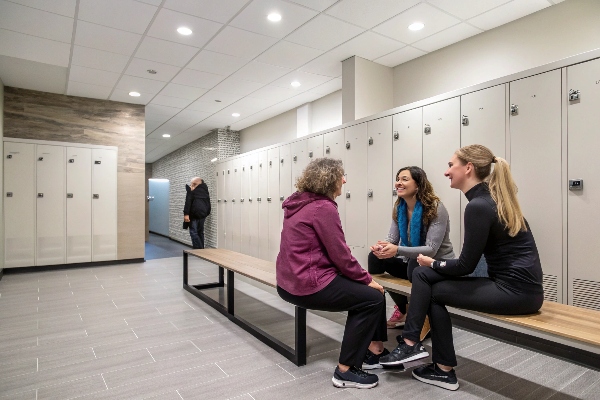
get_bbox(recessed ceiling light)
[408,22,424,31]
[162,134,171,138]
[232,113,240,117]
[291,81,301,88]
[177,27,192,35]
[147,69,157,74]
[215,100,222,102]
[129,91,140,97]
[267,13,281,22]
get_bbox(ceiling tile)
[197,89,245,105]
[68,65,121,87]
[186,99,227,113]
[78,0,157,34]
[71,46,129,74]
[147,8,223,48]
[468,0,552,30]
[124,58,181,82]
[110,89,152,104]
[412,23,483,53]
[116,74,166,94]
[0,0,73,43]
[158,83,207,100]
[211,77,264,97]
[187,50,247,76]
[229,0,318,39]
[136,0,162,6]
[163,0,248,24]
[204,26,278,60]
[247,85,297,102]
[175,109,213,125]
[7,0,76,17]
[297,52,343,77]
[159,117,198,132]
[0,28,71,67]
[147,129,182,140]
[66,81,112,99]
[75,21,142,56]
[150,94,194,108]
[226,96,277,115]
[256,41,323,69]
[135,36,199,67]
[269,71,332,91]
[286,0,338,12]
[325,0,420,29]
[0,54,67,94]
[230,61,291,84]
[373,3,461,45]
[171,68,224,89]
[285,14,365,51]
[311,77,342,94]
[145,116,170,131]
[373,45,426,67]
[427,0,511,20]
[182,122,215,136]
[146,103,182,118]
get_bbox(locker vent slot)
[542,274,558,302]
[572,278,600,311]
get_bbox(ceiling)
[0,0,564,162]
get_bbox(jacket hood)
[282,191,335,217]
[186,182,210,198]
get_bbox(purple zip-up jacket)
[276,191,372,296]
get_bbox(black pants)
[277,275,387,369]
[403,267,544,366]
[189,218,205,249]
[367,252,419,314]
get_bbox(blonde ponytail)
[455,145,526,236]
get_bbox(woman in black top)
[379,144,544,391]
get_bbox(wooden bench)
[373,273,600,369]
[183,249,307,366]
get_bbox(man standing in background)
[184,177,211,249]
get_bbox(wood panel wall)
[3,87,145,260]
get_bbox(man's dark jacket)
[184,182,211,220]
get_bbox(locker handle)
[393,131,399,140]
[93,194,99,199]
[6,192,12,197]
[69,159,75,163]
[218,199,221,203]
[346,191,350,199]
[392,189,397,196]
[95,161,101,164]
[267,197,272,202]
[240,198,244,203]
[248,198,252,202]
[293,155,297,162]
[325,146,330,154]
[510,104,518,115]
[461,115,469,126]
[6,155,12,159]
[345,142,350,150]
[368,137,373,145]
[67,193,73,198]
[38,193,44,198]
[280,196,284,201]
[367,190,373,198]
[257,197,262,202]
[424,124,431,134]
[569,89,580,101]
[38,157,43,161]
[308,151,313,158]
[231,199,235,203]
[224,199,227,203]
[280,158,284,164]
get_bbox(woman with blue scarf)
[363,166,455,370]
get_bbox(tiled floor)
[144,233,190,260]
[0,256,599,400]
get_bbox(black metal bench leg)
[295,306,307,366]
[183,251,188,285]
[227,269,235,315]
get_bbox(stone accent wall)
[151,128,239,248]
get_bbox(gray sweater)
[385,201,455,260]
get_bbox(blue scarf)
[398,199,423,247]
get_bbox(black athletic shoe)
[332,366,379,389]
[362,348,390,370]
[379,339,429,366]
[412,363,459,391]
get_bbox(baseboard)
[148,231,194,248]
[149,230,170,239]
[451,314,600,371]
[3,258,145,274]
[167,237,194,247]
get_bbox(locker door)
[36,145,66,266]
[307,134,323,160]
[66,147,92,263]
[423,98,461,253]
[92,149,117,261]
[291,139,308,190]
[257,150,269,260]
[344,123,368,267]
[567,59,600,309]
[367,116,394,252]
[216,167,225,248]
[510,70,562,303]
[231,159,242,252]
[279,144,292,246]
[4,142,35,268]
[392,108,423,170]
[247,153,260,258]
[267,147,280,262]
[240,157,250,255]
[460,84,506,247]
[323,129,346,231]
[224,162,233,250]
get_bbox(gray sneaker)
[412,363,459,391]
[379,340,429,366]
[332,366,379,389]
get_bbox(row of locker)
[217,57,600,310]
[4,141,118,268]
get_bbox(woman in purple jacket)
[277,158,387,390]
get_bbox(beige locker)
[224,161,233,250]
[257,150,269,261]
[4,142,35,268]
[510,70,562,302]
[307,134,324,161]
[567,58,600,310]
[323,129,346,231]
[217,167,225,248]
[423,98,461,253]
[279,144,292,246]
[392,108,423,171]
[267,148,280,262]
[240,156,251,255]
[91,148,117,262]
[367,116,394,252]
[230,159,242,252]
[291,139,308,191]
[247,153,260,258]
[344,123,368,267]
[36,145,66,266]
[66,147,92,263]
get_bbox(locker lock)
[240,198,244,203]
[38,157,44,161]
[368,137,373,145]
[280,196,284,201]
[6,192,13,197]
[224,199,227,203]
[393,131,399,140]
[510,104,518,115]
[461,115,469,126]
[325,146,330,154]
[257,197,262,202]
[392,189,397,196]
[424,124,431,134]
[242,167,245,171]
[218,199,221,203]
[228,170,230,174]
[267,197,272,202]
[95,161,101,164]
[69,159,75,163]
[269,161,272,166]
[569,179,583,190]
[293,155,297,162]
[38,193,44,198]
[308,151,313,158]
[569,89,580,101]
[280,158,284,164]
[367,190,373,198]
[248,198,252,202]
[259,163,262,167]
[346,191,351,199]
[231,199,235,203]
[250,165,253,170]
[93,194,99,199]
[67,193,73,198]
[6,155,12,159]
[345,142,351,150]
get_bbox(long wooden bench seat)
[182,248,307,366]
[373,273,600,369]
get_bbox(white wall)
[310,90,342,134]
[393,0,600,107]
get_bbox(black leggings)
[277,275,387,368]
[367,252,419,314]
[403,267,544,366]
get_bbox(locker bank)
[1,0,600,398]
